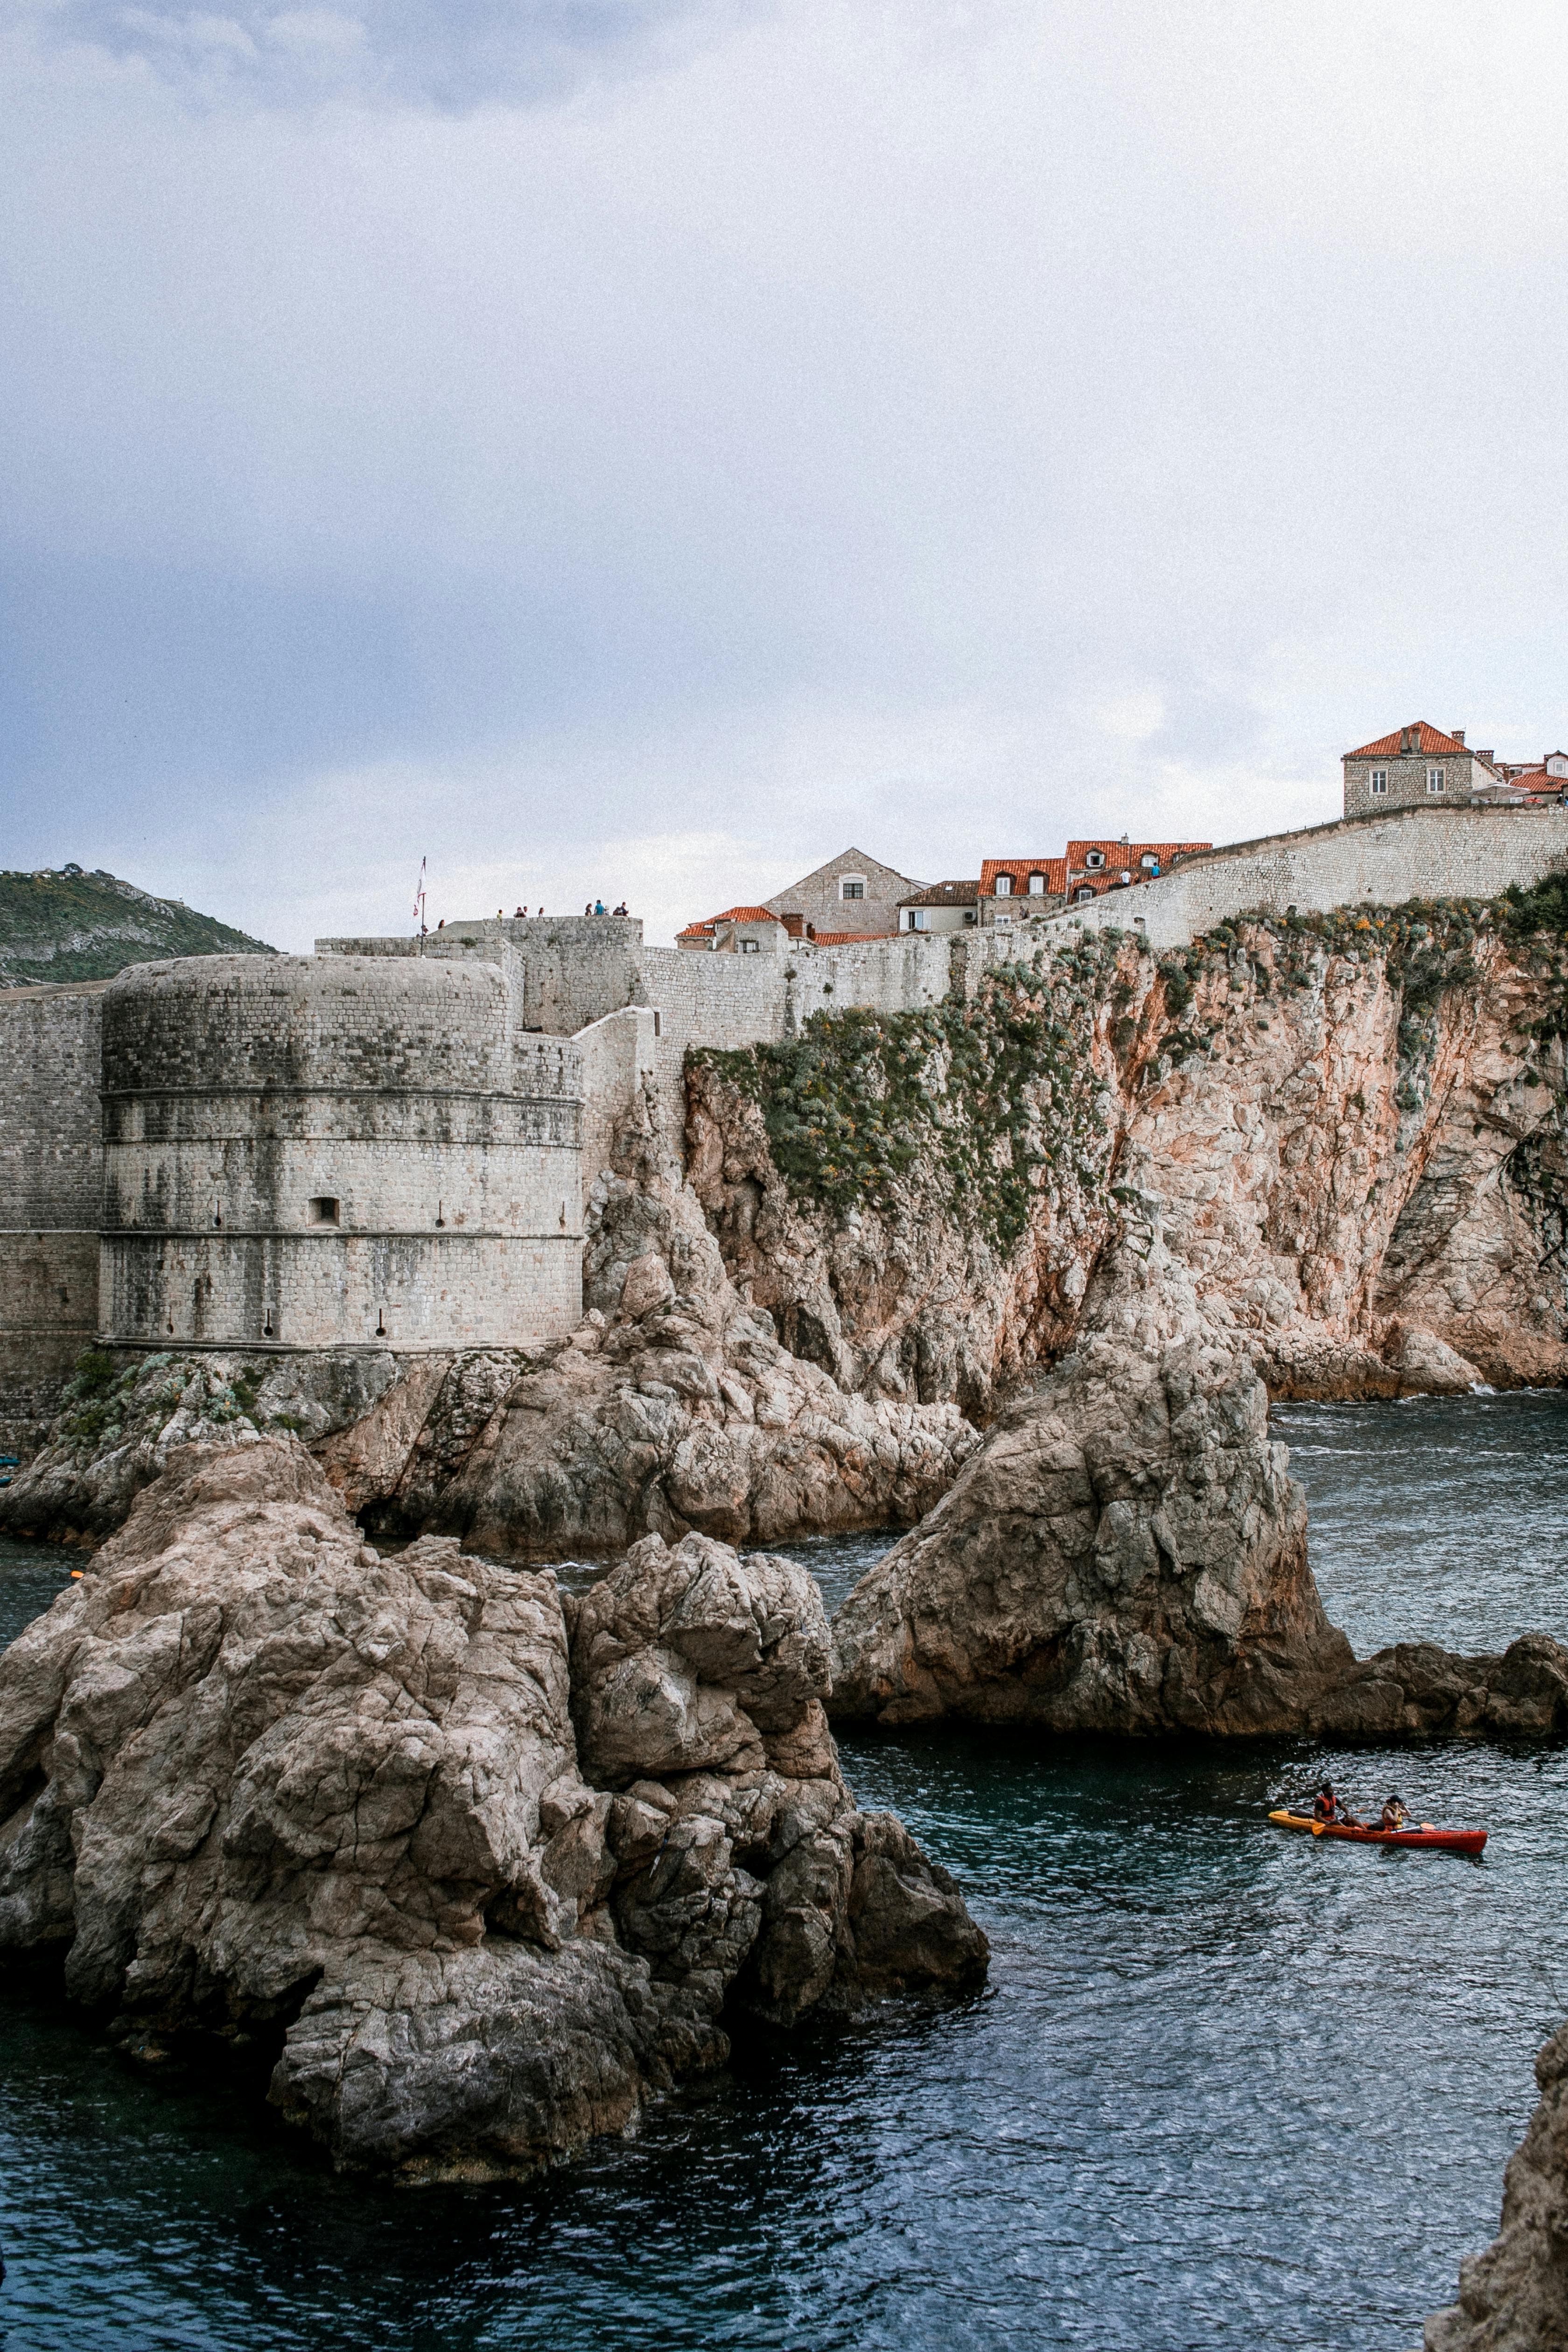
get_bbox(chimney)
[1399,726,1411,753]
[1476,749,1494,767]
[1452,728,1465,745]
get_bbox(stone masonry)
[5,800,1567,1438]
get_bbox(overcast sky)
[6,1,1568,948]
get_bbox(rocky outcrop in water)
[828,1229,1568,1737]
[0,1438,986,2179]
[1427,2016,1568,2352]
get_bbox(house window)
[1369,770,1387,795]
[840,876,865,900]
[1075,886,1094,903]
[1427,768,1445,794]
[308,1197,340,1226]
[740,938,759,953]
[1550,756,1568,778]
[994,874,1012,896]
[1085,850,1105,869]
[905,909,926,930]
[1140,853,1158,869]
[1028,872,1045,894]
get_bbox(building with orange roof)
[977,841,1210,922]
[675,905,791,955]
[1341,723,1507,817]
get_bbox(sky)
[6,1,1568,949]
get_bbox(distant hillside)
[0,866,275,987]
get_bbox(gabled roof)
[899,879,980,906]
[807,929,884,945]
[676,904,786,938]
[1066,838,1208,870]
[1501,767,1567,796]
[761,847,925,912]
[980,858,1068,896]
[1345,722,1476,761]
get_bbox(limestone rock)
[0,1349,405,1544]
[0,1441,987,2178]
[830,1331,1348,1732]
[1426,2017,1568,2352]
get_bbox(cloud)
[13,0,756,108]
[5,1,1568,950]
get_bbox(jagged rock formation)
[828,1315,1568,1735]
[2,1092,977,1560]
[0,1439,986,2179]
[324,1108,978,1557]
[687,903,1568,1411]
[829,1135,1568,1737]
[1427,2018,1568,2351]
[0,866,273,986]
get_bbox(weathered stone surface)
[686,920,1568,1414]
[829,1300,1568,1739]
[0,1440,987,2178]
[1427,2017,1568,2352]
[830,1327,1348,1732]
[0,1349,406,1545]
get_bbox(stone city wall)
[0,981,107,1229]
[0,982,108,1445]
[1036,805,1568,952]
[99,1229,581,1353]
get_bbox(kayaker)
[1379,1794,1408,1832]
[1312,1782,1337,1823]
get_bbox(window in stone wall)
[308,1197,341,1226]
[1427,768,1445,794]
[1370,769,1387,795]
[840,876,865,899]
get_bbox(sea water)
[0,1390,1565,2350]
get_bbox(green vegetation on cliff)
[690,943,1123,1246]
[0,865,274,986]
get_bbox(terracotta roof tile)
[1345,722,1476,761]
[807,929,884,945]
[678,904,785,937]
[979,858,1068,896]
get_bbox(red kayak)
[1269,1808,1486,1855]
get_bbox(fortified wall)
[0,980,105,1449]
[1041,803,1568,951]
[7,804,1564,1458]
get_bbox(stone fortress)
[4,736,1568,1452]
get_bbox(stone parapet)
[1036,805,1568,952]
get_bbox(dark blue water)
[1,1391,1566,2351]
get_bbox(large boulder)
[0,1440,987,2178]
[1427,2017,1568,2352]
[831,1332,1348,1732]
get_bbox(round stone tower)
[98,954,582,1351]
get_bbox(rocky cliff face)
[1,1090,977,1561]
[772,895,1568,1734]
[686,899,1568,1409]
[0,1439,986,2180]
[1427,2017,1568,2352]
